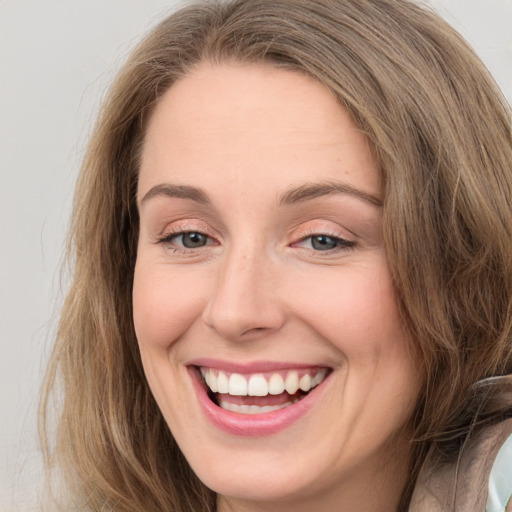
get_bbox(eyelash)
[292,230,356,254]
[156,228,356,255]
[156,229,218,253]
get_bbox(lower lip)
[188,367,328,437]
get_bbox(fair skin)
[133,62,423,512]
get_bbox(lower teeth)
[218,399,299,414]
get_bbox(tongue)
[216,391,303,406]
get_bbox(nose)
[202,248,286,342]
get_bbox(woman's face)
[133,62,422,511]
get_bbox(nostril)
[246,327,265,333]
[239,326,275,340]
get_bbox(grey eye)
[311,235,338,251]
[180,232,209,248]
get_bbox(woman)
[41,1,512,511]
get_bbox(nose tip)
[204,311,278,342]
[201,254,285,342]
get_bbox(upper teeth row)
[200,368,327,396]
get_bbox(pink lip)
[188,364,329,437]
[188,357,326,373]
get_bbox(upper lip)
[187,358,329,374]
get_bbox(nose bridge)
[203,240,283,340]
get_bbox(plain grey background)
[1,1,511,510]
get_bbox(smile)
[200,367,328,414]
[187,361,331,436]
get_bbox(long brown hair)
[40,1,512,510]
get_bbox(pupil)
[312,235,337,251]
[183,232,207,248]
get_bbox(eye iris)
[311,235,337,250]
[182,232,207,248]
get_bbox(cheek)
[290,258,403,354]
[132,262,205,352]
[288,257,421,413]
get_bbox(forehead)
[138,62,381,204]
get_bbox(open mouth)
[197,366,329,415]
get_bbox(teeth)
[217,371,229,394]
[312,368,327,386]
[285,371,299,394]
[218,399,298,414]
[209,371,218,392]
[228,373,248,396]
[299,373,312,392]
[247,374,268,396]
[201,367,328,397]
[268,373,285,395]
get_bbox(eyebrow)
[140,184,211,206]
[278,181,382,207]
[139,180,382,208]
